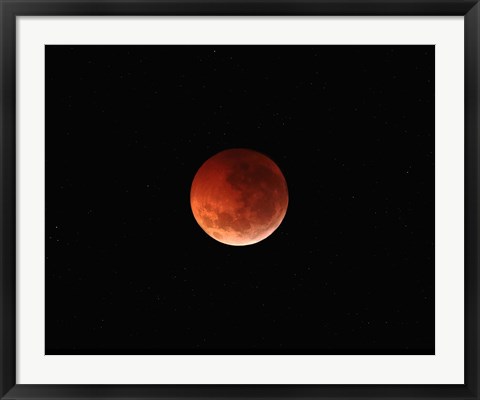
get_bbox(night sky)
[46,45,434,355]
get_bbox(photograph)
[45,45,435,355]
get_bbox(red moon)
[190,148,288,246]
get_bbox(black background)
[46,45,434,355]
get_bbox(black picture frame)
[1,0,478,398]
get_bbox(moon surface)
[190,148,288,246]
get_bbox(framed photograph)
[1,0,478,399]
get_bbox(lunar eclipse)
[190,148,288,246]
[47,45,435,355]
